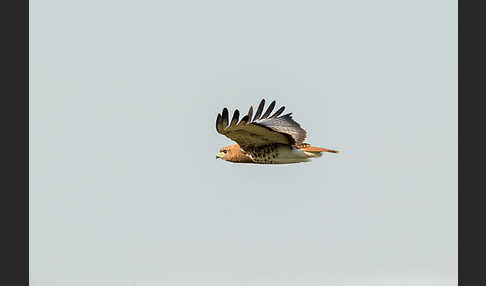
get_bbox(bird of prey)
[215,99,339,164]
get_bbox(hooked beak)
[216,152,224,159]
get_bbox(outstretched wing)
[215,99,307,148]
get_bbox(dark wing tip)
[230,109,240,127]
[247,106,253,122]
[221,108,229,129]
[261,100,276,119]
[270,106,285,118]
[216,113,223,133]
[253,99,265,121]
[239,114,250,125]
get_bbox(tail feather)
[298,145,340,154]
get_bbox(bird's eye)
[223,150,227,153]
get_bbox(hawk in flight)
[215,99,339,164]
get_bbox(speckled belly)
[244,144,281,164]
[244,144,308,164]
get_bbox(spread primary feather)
[215,99,339,164]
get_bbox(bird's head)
[216,144,249,162]
[216,145,234,161]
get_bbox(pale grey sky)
[30,0,457,285]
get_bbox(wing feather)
[269,106,285,118]
[253,99,265,121]
[230,109,239,127]
[247,106,253,123]
[216,113,223,133]
[261,100,275,119]
[238,114,250,125]
[216,100,307,148]
[221,108,229,129]
[255,113,307,144]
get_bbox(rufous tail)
[297,144,340,154]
